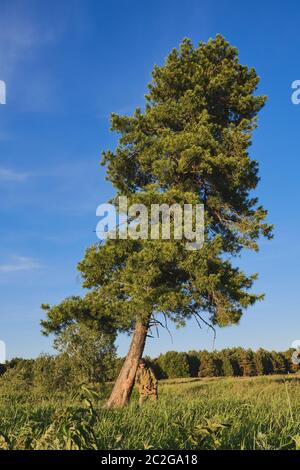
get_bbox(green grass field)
[1,375,300,450]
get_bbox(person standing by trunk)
[135,358,158,405]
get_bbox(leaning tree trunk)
[104,321,148,408]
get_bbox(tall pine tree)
[41,36,272,407]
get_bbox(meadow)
[0,375,300,450]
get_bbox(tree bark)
[104,321,148,408]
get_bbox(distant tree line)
[0,347,297,395]
[144,348,298,379]
[0,352,117,395]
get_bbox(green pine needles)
[42,35,273,344]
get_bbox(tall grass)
[0,375,300,449]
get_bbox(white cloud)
[0,256,41,273]
[0,167,28,182]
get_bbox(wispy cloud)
[0,2,69,113]
[0,2,66,78]
[0,256,41,273]
[0,167,28,182]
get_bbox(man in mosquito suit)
[135,358,158,405]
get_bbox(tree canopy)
[41,35,272,360]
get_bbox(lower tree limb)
[104,320,148,408]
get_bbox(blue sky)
[0,0,299,359]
